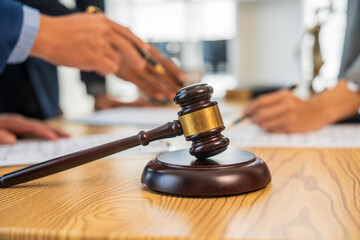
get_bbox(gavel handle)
[0,120,182,188]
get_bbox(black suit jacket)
[337,0,360,123]
[339,0,360,82]
[0,0,105,119]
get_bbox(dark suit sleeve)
[0,0,24,73]
[338,0,360,85]
[75,0,104,12]
[341,55,360,85]
[21,0,104,15]
[21,0,74,15]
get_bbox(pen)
[230,83,299,127]
[85,6,165,73]
[287,83,298,91]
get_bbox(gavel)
[0,83,231,189]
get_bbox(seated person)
[244,0,360,133]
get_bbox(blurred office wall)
[235,0,302,87]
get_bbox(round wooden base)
[141,149,271,197]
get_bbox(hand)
[30,13,147,76]
[31,13,185,102]
[147,43,186,88]
[94,95,157,110]
[0,114,70,144]
[243,80,360,133]
[244,90,325,133]
[115,44,186,102]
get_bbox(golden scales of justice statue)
[0,84,271,197]
[306,1,336,93]
[309,23,324,93]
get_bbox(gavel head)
[174,83,230,159]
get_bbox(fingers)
[0,129,17,145]
[98,17,184,98]
[103,16,148,71]
[140,65,176,99]
[93,55,119,76]
[51,127,71,138]
[97,38,122,68]
[106,18,148,51]
[244,90,291,116]
[11,119,59,141]
[0,115,69,142]
[251,100,291,124]
[146,63,180,92]
[107,30,146,71]
[244,90,302,133]
[118,69,167,102]
[148,44,186,85]
[256,114,288,133]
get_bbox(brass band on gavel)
[178,104,224,137]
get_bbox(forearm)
[313,79,360,124]
[29,14,54,62]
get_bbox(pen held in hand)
[230,83,298,127]
[138,50,165,73]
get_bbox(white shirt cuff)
[7,5,40,63]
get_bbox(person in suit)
[0,0,124,120]
[1,0,184,98]
[0,0,185,144]
[243,0,360,133]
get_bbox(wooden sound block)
[141,149,271,197]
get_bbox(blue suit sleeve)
[7,5,40,64]
[0,0,24,73]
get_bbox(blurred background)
[58,0,346,117]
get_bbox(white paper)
[71,102,241,127]
[225,123,360,148]
[72,107,179,126]
[0,132,171,167]
[3,122,357,167]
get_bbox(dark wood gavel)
[0,83,229,188]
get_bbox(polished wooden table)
[0,121,359,240]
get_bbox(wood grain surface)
[0,121,359,240]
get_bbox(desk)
[0,120,359,240]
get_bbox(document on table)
[71,102,240,127]
[72,107,179,126]
[2,123,358,167]
[226,123,360,148]
[0,132,171,167]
